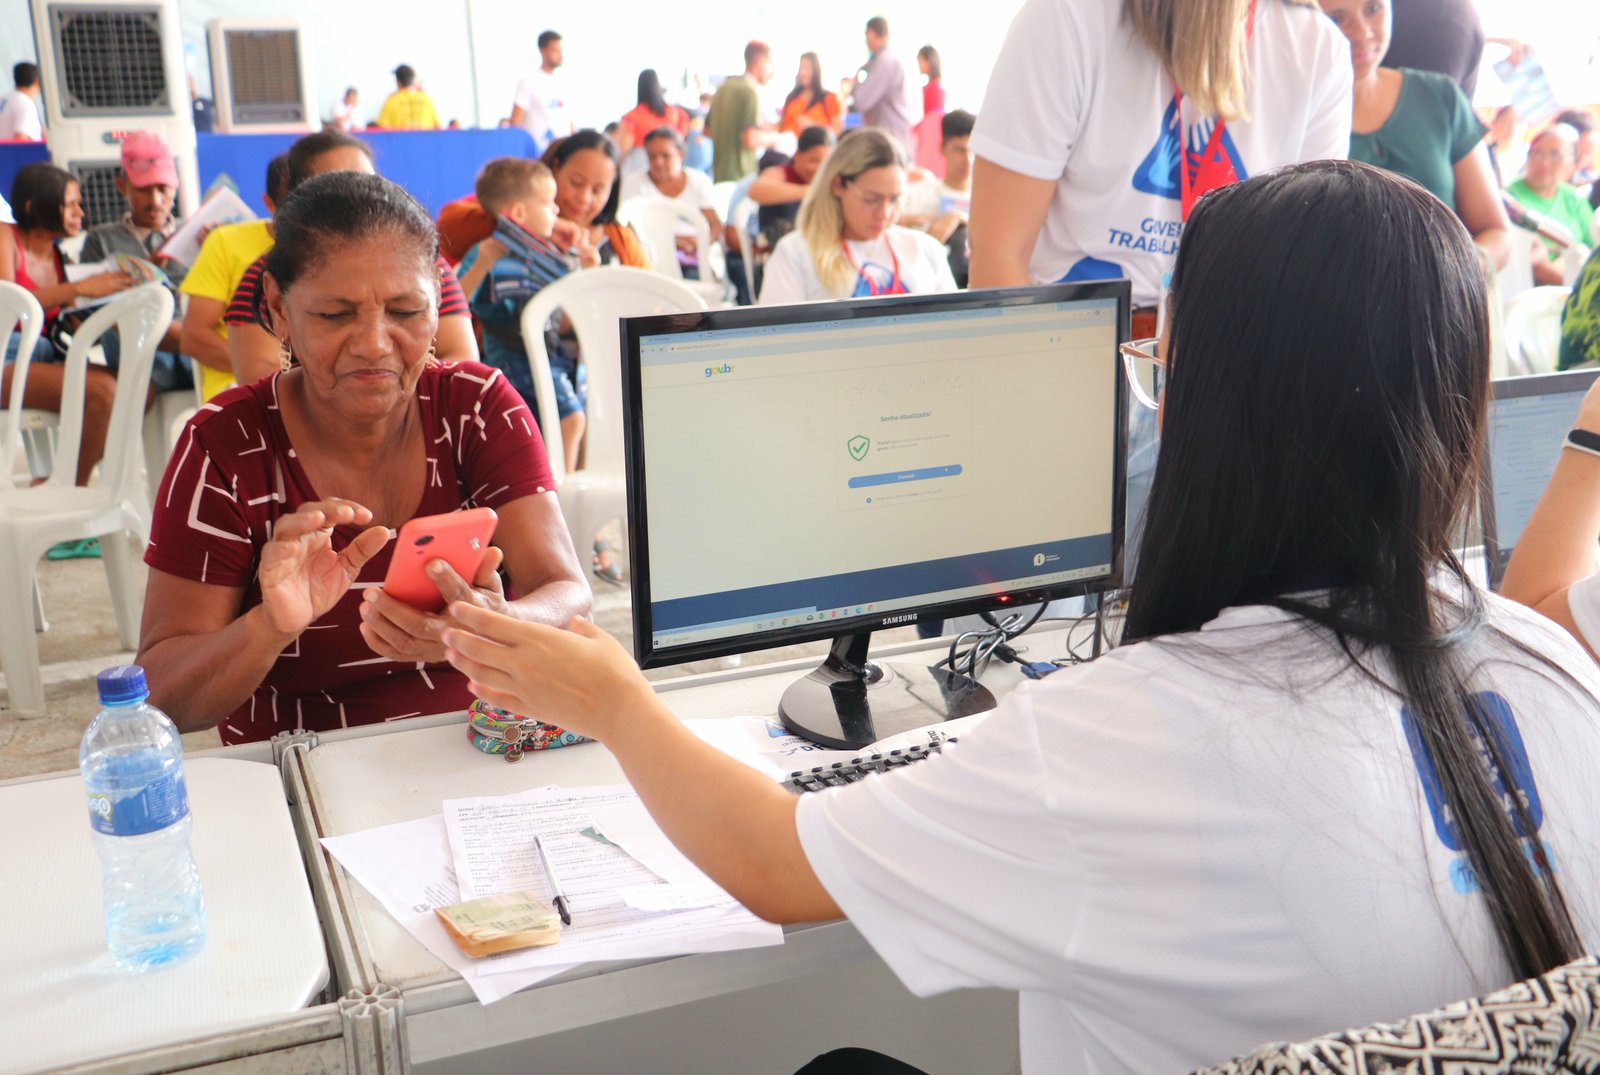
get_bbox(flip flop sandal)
[591,538,624,586]
[46,537,102,561]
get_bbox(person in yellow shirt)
[177,154,287,402]
[377,65,440,130]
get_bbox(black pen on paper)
[534,833,572,926]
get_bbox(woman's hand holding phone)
[258,499,391,638]
[362,507,506,664]
[359,545,512,664]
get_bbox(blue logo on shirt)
[1400,691,1552,892]
[1058,256,1127,283]
[1130,98,1248,202]
[1401,691,1542,850]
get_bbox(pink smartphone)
[383,507,499,612]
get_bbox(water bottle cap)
[97,665,149,706]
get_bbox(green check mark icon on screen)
[848,435,870,461]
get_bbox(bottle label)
[87,772,190,836]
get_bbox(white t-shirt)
[513,68,572,154]
[621,168,718,215]
[0,89,43,141]
[1563,572,1600,654]
[797,590,1600,1074]
[903,175,971,225]
[970,0,1351,305]
[759,227,956,305]
[621,170,720,252]
[327,97,361,130]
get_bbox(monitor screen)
[1484,368,1600,588]
[622,282,1130,671]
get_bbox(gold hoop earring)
[426,337,438,366]
[277,337,293,374]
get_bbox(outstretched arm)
[1502,381,1600,659]
[443,608,842,924]
[357,492,592,665]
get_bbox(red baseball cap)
[121,130,178,189]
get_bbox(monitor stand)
[777,632,996,751]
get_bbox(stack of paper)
[63,255,173,314]
[321,785,782,1004]
[155,187,255,268]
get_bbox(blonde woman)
[968,0,1352,336]
[757,128,956,305]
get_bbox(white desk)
[287,633,1056,1073]
[0,757,331,1075]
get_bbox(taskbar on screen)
[651,563,1111,651]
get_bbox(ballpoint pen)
[533,833,572,926]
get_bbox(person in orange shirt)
[780,53,842,138]
[617,70,689,156]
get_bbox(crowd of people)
[5,2,1600,1071]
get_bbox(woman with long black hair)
[617,69,689,156]
[438,161,1600,1073]
[779,52,842,137]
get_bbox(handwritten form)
[321,811,576,1004]
[443,786,781,976]
[322,784,781,1004]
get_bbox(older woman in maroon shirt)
[137,172,590,744]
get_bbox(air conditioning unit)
[207,18,316,134]
[29,0,199,228]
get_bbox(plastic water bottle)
[79,665,206,969]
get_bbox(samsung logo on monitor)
[880,613,917,625]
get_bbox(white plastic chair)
[1561,242,1591,287]
[518,267,706,568]
[1502,285,1572,377]
[0,280,62,484]
[710,179,739,221]
[1500,224,1539,315]
[143,380,199,507]
[0,282,46,483]
[0,282,51,632]
[0,284,174,718]
[728,196,759,305]
[616,197,729,306]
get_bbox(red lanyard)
[841,238,904,297]
[1174,0,1255,220]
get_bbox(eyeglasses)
[1526,149,1571,162]
[845,185,905,212]
[1119,337,1166,410]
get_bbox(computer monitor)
[621,282,1131,749]
[1483,368,1600,589]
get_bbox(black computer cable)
[935,600,1050,681]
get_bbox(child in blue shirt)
[458,157,597,475]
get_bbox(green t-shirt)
[1560,245,1600,370]
[1507,178,1595,262]
[709,76,759,183]
[1349,68,1486,207]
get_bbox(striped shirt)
[224,253,469,328]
